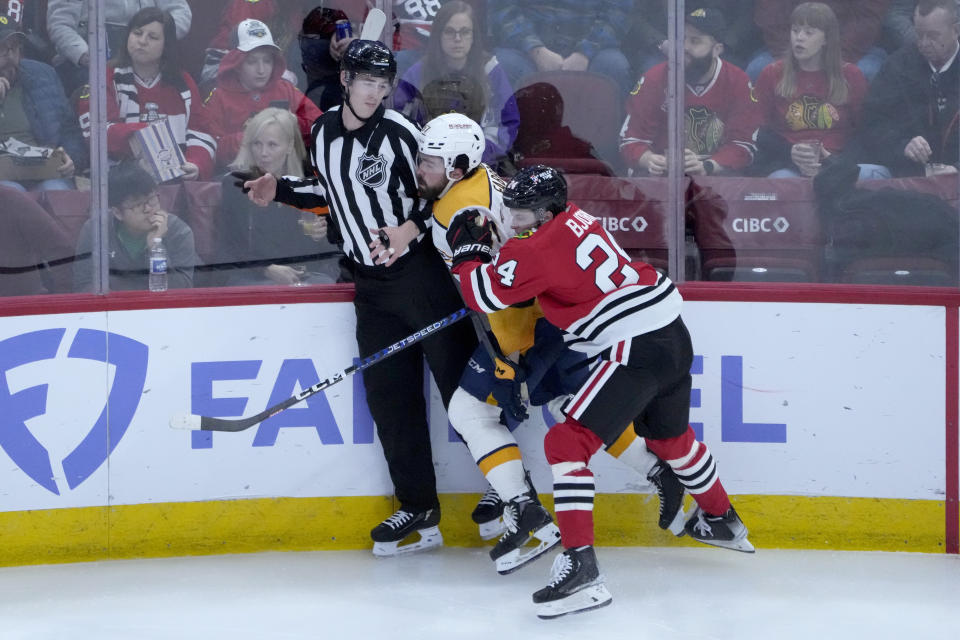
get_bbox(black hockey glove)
[446,209,496,267]
[231,167,264,193]
[491,356,529,423]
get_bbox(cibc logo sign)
[0,329,148,495]
[600,216,648,233]
[732,216,790,233]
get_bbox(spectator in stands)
[300,5,355,111]
[74,161,197,292]
[392,0,456,76]
[393,1,519,168]
[46,0,192,96]
[857,0,960,177]
[752,2,890,180]
[882,0,920,52]
[489,0,634,94]
[746,1,891,82]
[76,8,216,181]
[513,81,603,171]
[620,8,758,177]
[219,108,341,286]
[202,19,323,173]
[199,0,312,95]
[627,0,760,75]
[0,7,85,192]
[0,185,74,296]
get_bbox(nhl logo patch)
[356,153,387,187]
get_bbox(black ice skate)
[684,505,755,553]
[532,546,612,619]
[489,497,561,574]
[370,507,442,557]
[472,485,506,540]
[647,461,686,536]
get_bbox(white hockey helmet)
[419,113,485,181]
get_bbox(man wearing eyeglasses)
[73,162,198,292]
[859,0,960,177]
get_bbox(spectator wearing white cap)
[201,19,323,173]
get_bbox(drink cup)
[798,140,822,177]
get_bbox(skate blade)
[477,517,506,541]
[372,526,443,557]
[495,524,562,575]
[536,583,613,620]
[694,533,755,554]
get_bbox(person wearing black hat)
[620,7,759,177]
[237,39,478,558]
[0,0,86,192]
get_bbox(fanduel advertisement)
[0,301,946,513]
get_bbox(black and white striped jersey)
[275,104,429,267]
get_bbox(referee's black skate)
[472,485,506,540]
[532,546,612,619]
[489,496,561,574]
[647,460,686,535]
[684,505,755,553]
[370,507,442,557]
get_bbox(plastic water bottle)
[148,237,168,292]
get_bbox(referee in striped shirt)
[238,40,476,553]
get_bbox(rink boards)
[0,287,956,565]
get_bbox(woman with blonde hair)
[219,108,342,286]
[752,2,888,179]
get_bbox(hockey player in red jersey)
[448,165,754,619]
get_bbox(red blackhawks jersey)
[753,60,867,154]
[620,59,759,170]
[453,203,682,357]
[77,66,217,180]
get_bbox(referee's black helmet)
[341,39,397,79]
[503,165,568,214]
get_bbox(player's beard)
[417,178,447,200]
[684,51,714,84]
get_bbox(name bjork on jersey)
[565,210,598,237]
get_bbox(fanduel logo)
[0,329,148,495]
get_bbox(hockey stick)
[359,7,386,41]
[169,307,470,432]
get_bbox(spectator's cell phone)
[270,100,290,110]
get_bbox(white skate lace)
[501,502,520,534]
[649,467,666,517]
[477,487,500,508]
[546,551,574,588]
[692,510,713,537]
[383,510,413,530]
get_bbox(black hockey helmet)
[503,165,567,214]
[341,39,397,79]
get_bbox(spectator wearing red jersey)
[202,19,322,172]
[752,2,889,180]
[76,7,216,181]
[620,8,759,177]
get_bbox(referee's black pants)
[351,247,478,513]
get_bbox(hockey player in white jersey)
[409,114,686,575]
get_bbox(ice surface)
[0,546,956,639]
